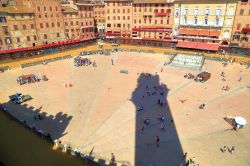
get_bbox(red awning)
[187,29,199,35]
[196,42,219,51]
[242,28,250,32]
[0,38,90,54]
[177,41,219,51]
[179,28,198,36]
[155,12,170,16]
[179,28,188,35]
[209,30,221,37]
[176,41,197,49]
[198,30,210,36]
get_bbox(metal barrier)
[20,55,72,68]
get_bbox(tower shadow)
[131,73,184,166]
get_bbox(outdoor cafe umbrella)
[234,116,247,126]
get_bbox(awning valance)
[177,41,219,51]
[242,28,250,32]
[209,30,221,37]
[0,38,94,54]
[179,28,221,37]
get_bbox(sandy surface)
[0,52,250,166]
[1,43,249,69]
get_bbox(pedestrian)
[156,136,160,148]
[190,157,195,164]
[161,68,163,72]
[223,146,227,152]
[231,146,235,154]
[141,126,144,134]
[158,99,161,104]
[183,152,187,159]
[111,59,114,65]
[160,123,165,130]
[111,153,115,162]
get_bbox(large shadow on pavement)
[1,100,72,140]
[131,73,184,166]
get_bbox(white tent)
[234,117,247,126]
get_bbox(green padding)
[120,70,128,74]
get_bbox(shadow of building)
[131,73,184,166]
[2,100,72,140]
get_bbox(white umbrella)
[234,117,247,126]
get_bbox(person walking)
[156,136,160,148]
[141,126,144,134]
[111,153,115,162]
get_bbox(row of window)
[106,8,171,14]
[39,13,60,18]
[134,8,171,13]
[65,13,93,18]
[39,22,61,28]
[107,9,131,14]
[78,6,93,11]
[232,35,249,42]
[95,19,105,23]
[10,14,33,19]
[37,6,58,12]
[175,8,234,16]
[15,33,61,42]
[182,18,221,26]
[107,16,130,20]
[94,11,105,15]
[65,21,92,26]
[134,19,170,25]
[106,2,170,7]
[0,37,12,45]
[13,24,35,30]
[107,23,130,28]
[239,9,250,15]
[236,23,250,30]
[106,2,131,6]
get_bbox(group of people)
[220,72,231,91]
[221,145,235,154]
[184,73,205,83]
[16,74,40,85]
[74,57,97,67]
[136,73,171,150]
[34,114,45,121]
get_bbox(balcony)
[106,31,121,36]
[242,28,250,32]
[155,12,170,17]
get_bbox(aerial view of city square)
[0,0,250,166]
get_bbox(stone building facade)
[105,0,133,39]
[173,0,238,51]
[131,0,174,46]
[93,2,106,38]
[22,0,66,45]
[230,0,250,48]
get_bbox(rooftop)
[0,5,33,14]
